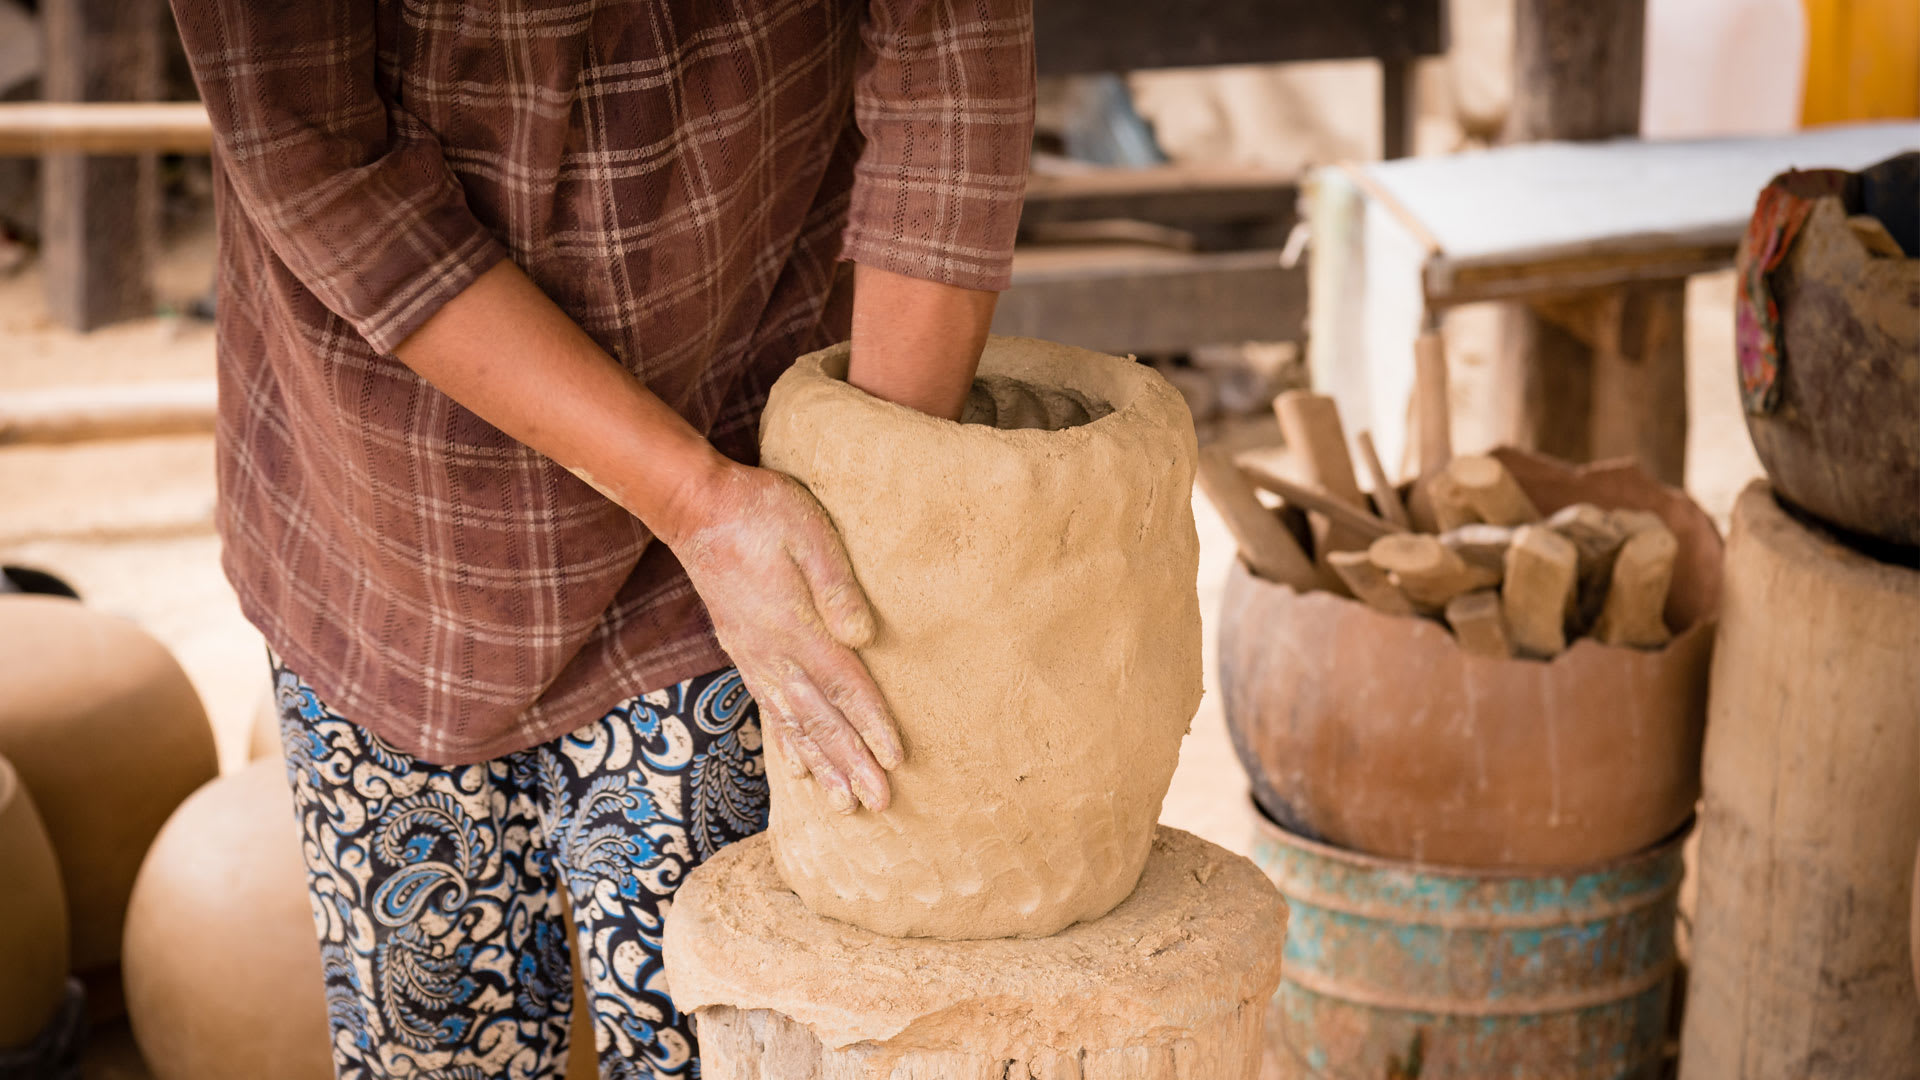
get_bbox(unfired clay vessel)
[1222,450,1723,868]
[123,760,332,1080]
[0,753,69,1050]
[759,336,1203,939]
[0,596,219,971]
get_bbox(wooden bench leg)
[1494,280,1689,487]
[41,0,163,332]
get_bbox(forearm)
[845,264,999,421]
[392,260,725,544]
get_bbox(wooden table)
[1307,121,1920,482]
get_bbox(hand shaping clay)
[122,760,332,1080]
[664,827,1288,1077]
[0,596,218,972]
[759,336,1203,939]
[0,754,68,1050]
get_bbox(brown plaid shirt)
[172,0,1035,764]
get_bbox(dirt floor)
[0,222,1761,1075]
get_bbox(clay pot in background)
[0,596,218,975]
[1913,842,1920,997]
[123,759,332,1080]
[1744,159,1920,549]
[247,679,282,762]
[759,337,1203,939]
[0,753,69,1050]
[1221,449,1723,869]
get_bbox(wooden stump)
[1490,0,1688,486]
[663,828,1288,1080]
[1679,483,1920,1079]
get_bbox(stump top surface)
[663,826,1287,1052]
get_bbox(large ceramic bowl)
[1221,449,1722,869]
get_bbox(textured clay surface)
[664,827,1288,1063]
[758,336,1203,939]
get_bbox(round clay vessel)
[0,753,69,1050]
[758,336,1203,939]
[123,759,332,1080]
[1912,841,1920,997]
[1743,189,1920,548]
[1222,449,1723,868]
[0,595,218,971]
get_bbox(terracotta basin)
[1221,449,1723,869]
[0,753,68,1050]
[1744,158,1920,549]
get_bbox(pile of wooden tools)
[1198,388,1682,661]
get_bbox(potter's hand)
[659,459,901,813]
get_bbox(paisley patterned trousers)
[271,660,769,1080]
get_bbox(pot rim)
[1251,796,1695,880]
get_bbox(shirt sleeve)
[170,0,507,354]
[843,0,1036,293]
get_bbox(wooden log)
[41,0,164,332]
[1239,459,1405,544]
[1410,469,1480,534]
[1546,502,1626,629]
[1368,534,1499,612]
[1439,523,1514,575]
[1501,524,1578,658]
[1327,551,1416,616]
[1444,589,1511,658]
[0,103,214,155]
[1355,431,1411,528]
[1593,527,1677,649]
[667,829,1288,1080]
[1195,447,1320,590]
[1274,391,1371,558]
[1681,483,1920,1080]
[1414,329,1453,475]
[1447,453,1542,526]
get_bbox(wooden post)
[1681,484,1920,1079]
[40,0,163,331]
[1490,0,1689,485]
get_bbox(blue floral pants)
[271,661,769,1080]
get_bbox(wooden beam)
[1034,0,1444,76]
[0,379,217,445]
[0,102,213,155]
[992,246,1306,355]
[41,0,165,332]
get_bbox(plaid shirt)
[172,0,1035,764]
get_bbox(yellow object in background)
[1801,0,1920,124]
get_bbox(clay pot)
[0,596,218,972]
[123,760,332,1080]
[247,679,282,762]
[0,753,69,1050]
[1222,449,1723,869]
[759,336,1203,938]
[1913,841,1920,998]
[1744,168,1920,549]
